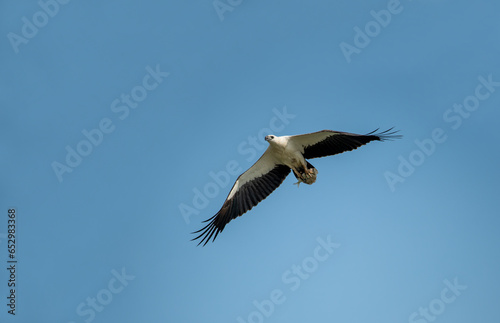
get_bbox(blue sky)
[1,1,500,322]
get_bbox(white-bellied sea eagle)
[192,128,401,246]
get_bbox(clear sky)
[1,1,500,322]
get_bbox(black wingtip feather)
[366,127,402,141]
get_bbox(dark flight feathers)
[192,164,290,246]
[300,128,401,159]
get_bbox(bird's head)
[265,135,276,142]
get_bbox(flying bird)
[192,128,401,246]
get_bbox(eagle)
[192,128,401,246]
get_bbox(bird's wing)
[192,147,291,246]
[288,128,401,159]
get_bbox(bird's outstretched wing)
[289,128,401,159]
[192,148,290,246]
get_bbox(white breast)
[272,136,305,169]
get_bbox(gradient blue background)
[1,1,499,322]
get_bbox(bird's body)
[192,128,401,246]
[266,135,318,186]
